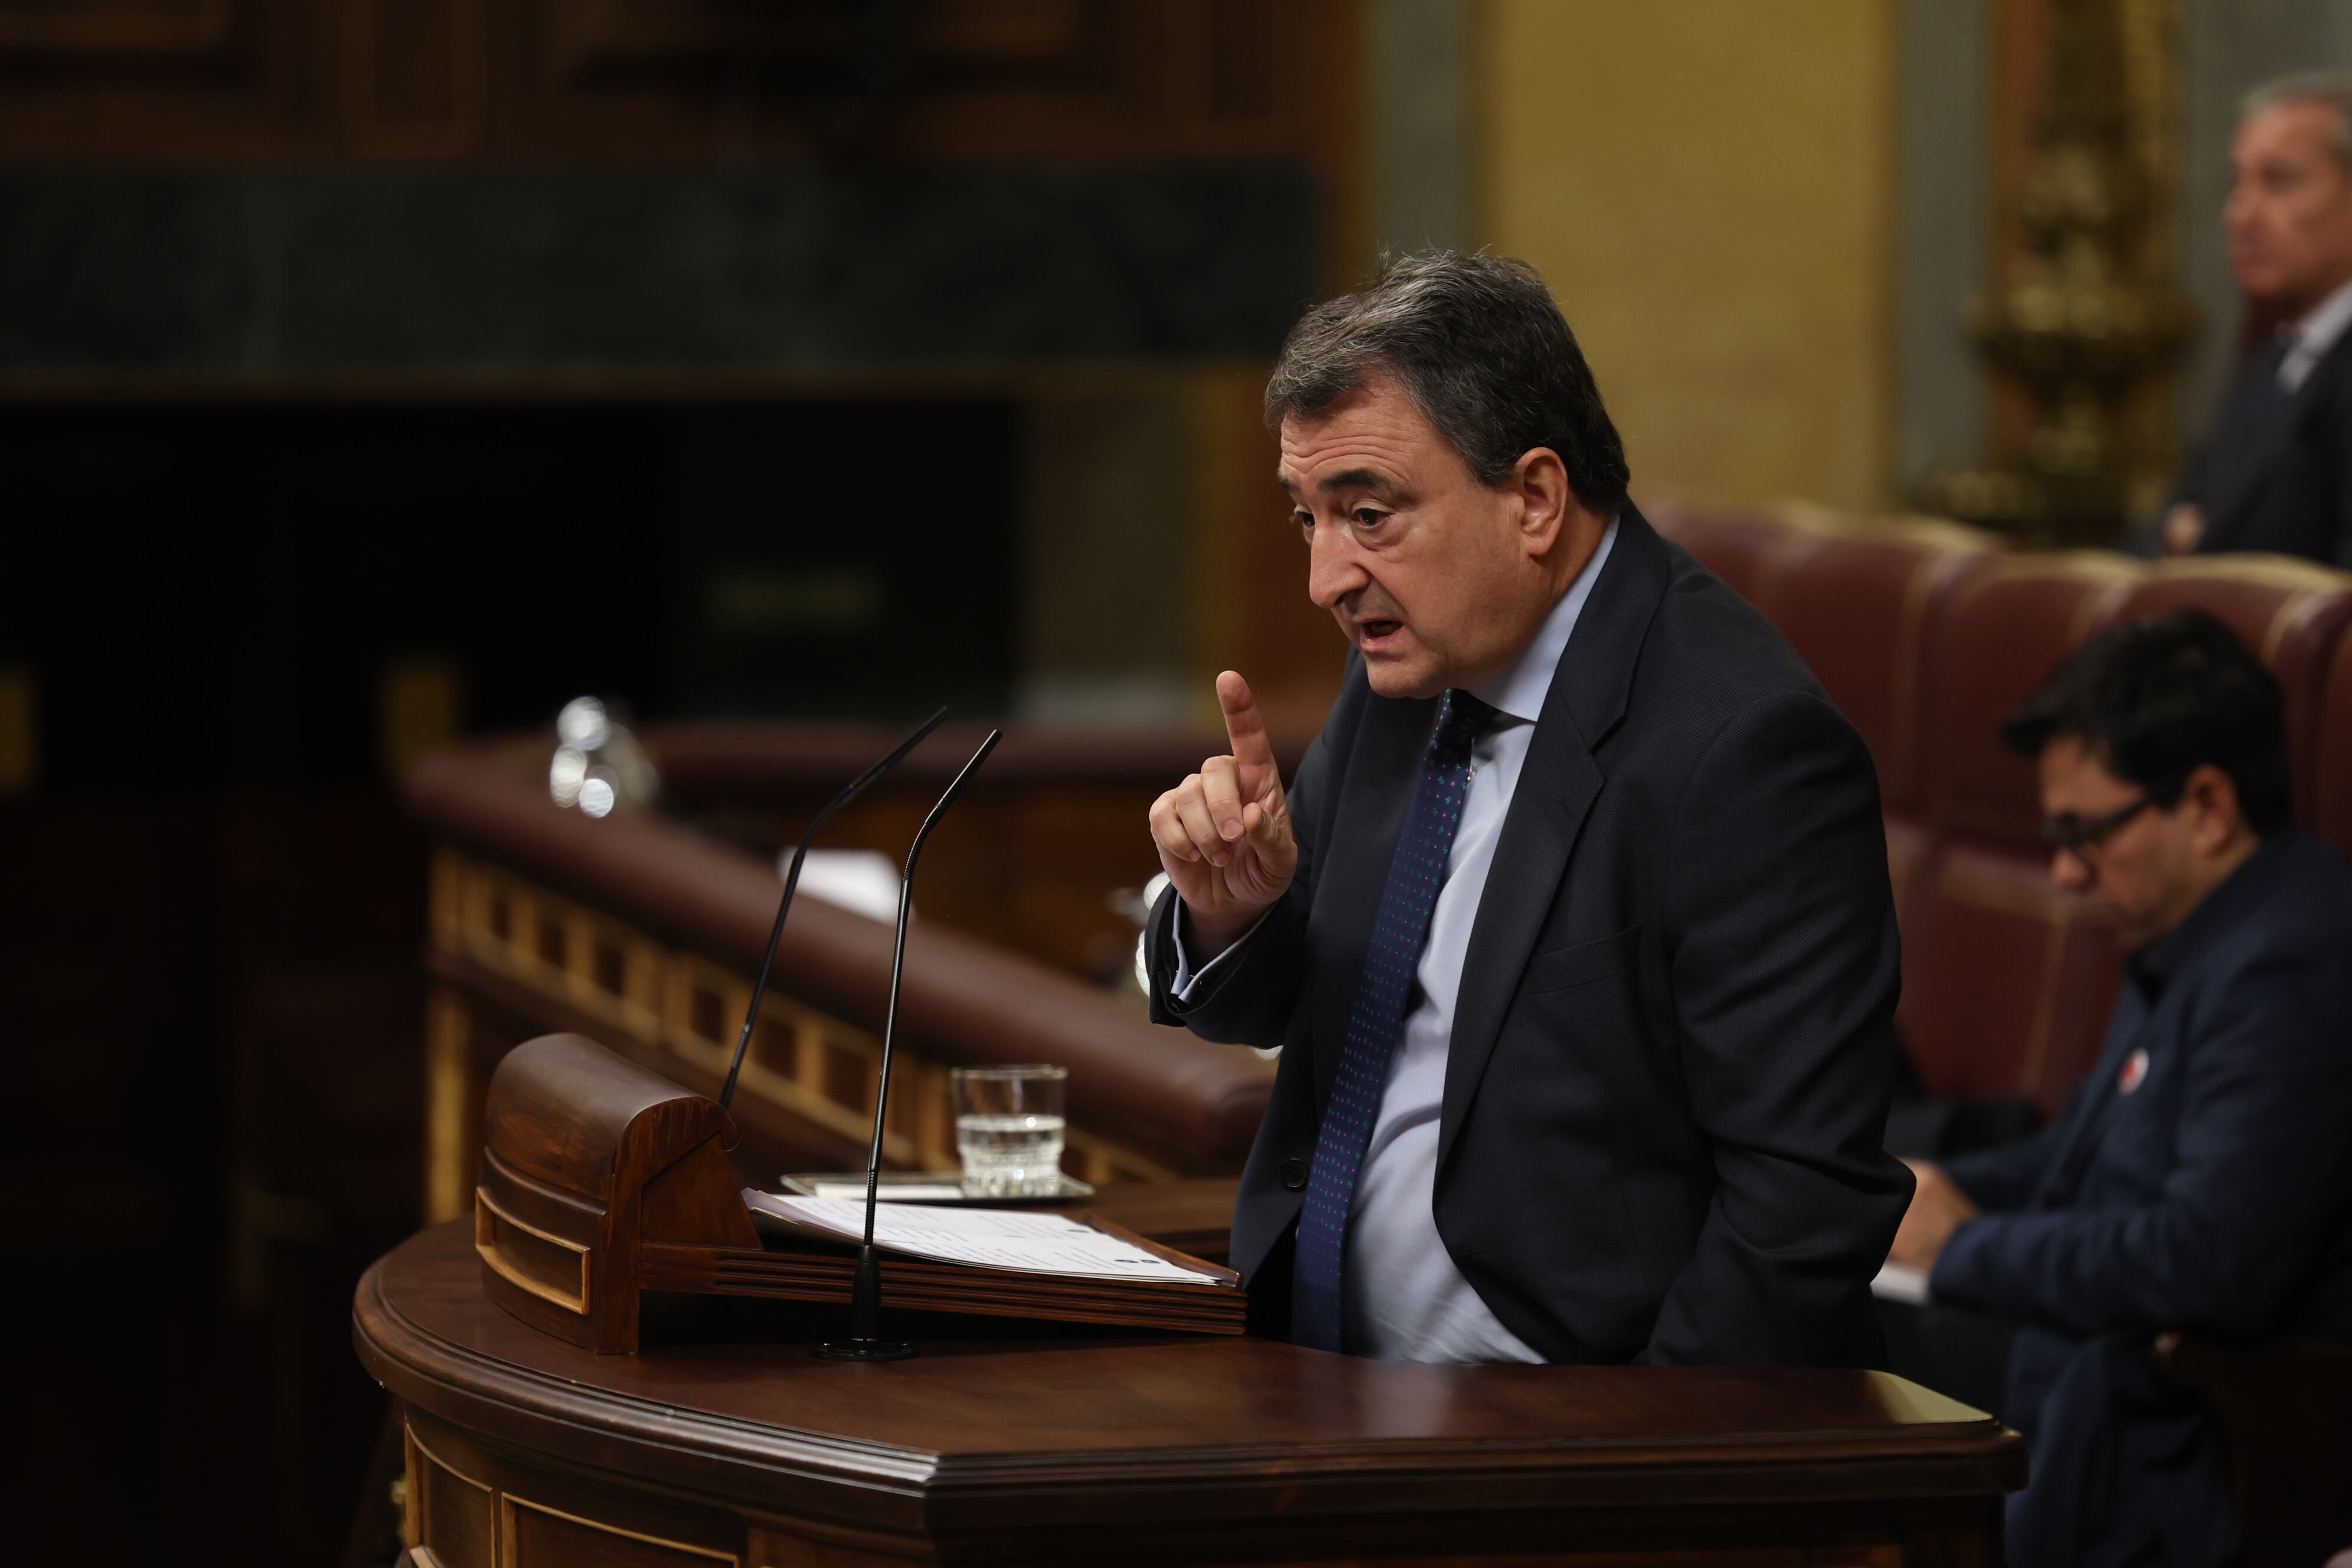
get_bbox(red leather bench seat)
[1746,520,1998,815]
[1641,501,1800,605]
[1651,502,2352,1116]
[1896,841,2123,1119]
[1925,555,2140,848]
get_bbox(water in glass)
[955,1113,1066,1197]
[951,1063,1067,1197]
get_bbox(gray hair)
[2242,70,2352,165]
[1264,250,1630,510]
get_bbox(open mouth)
[1356,618,1403,646]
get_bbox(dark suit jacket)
[1146,504,1914,1366]
[2171,330,2352,567]
[1934,831,2352,1568]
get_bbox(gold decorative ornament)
[1922,0,2194,545]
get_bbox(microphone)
[718,705,949,1113]
[815,726,1002,1364]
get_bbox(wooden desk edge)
[354,1241,2026,1544]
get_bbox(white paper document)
[1872,1260,1931,1305]
[803,1180,966,1202]
[744,1191,1221,1285]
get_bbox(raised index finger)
[1216,670,1279,794]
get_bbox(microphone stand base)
[814,1338,917,1363]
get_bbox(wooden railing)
[403,724,1291,1225]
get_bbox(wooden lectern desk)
[357,1220,2025,1566]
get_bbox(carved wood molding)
[426,847,1180,1198]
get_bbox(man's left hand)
[1890,1158,1979,1271]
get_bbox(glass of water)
[951,1064,1068,1198]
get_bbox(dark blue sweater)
[1932,828,2352,1568]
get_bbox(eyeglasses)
[2039,795,2157,857]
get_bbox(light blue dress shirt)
[1175,520,1618,1362]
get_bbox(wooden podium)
[360,1030,2024,1564]
[364,1231,2027,1564]
[359,1224,2023,1566]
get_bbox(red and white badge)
[2118,1047,2151,1095]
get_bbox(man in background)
[1890,612,2352,1567]
[2159,71,2352,566]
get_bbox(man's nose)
[1306,521,1369,610]
[2050,848,2093,893]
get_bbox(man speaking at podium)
[1144,252,1912,1365]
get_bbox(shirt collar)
[2124,828,2297,999]
[2286,276,2352,368]
[1469,516,1619,724]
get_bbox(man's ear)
[1510,446,1573,557]
[2182,762,2246,853]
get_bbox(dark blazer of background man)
[1890,613,2352,1568]
[1143,251,1912,1366]
[2159,73,2352,567]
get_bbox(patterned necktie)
[1291,688,1495,1351]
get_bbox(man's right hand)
[1148,671,1299,959]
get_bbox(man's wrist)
[1180,900,1260,962]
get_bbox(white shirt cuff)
[1169,903,1273,999]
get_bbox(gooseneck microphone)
[717,706,949,1113]
[815,727,1002,1364]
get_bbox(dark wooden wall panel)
[0,0,1349,167]
[0,0,329,159]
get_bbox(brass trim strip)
[498,1494,741,1567]
[2252,589,2341,667]
[2150,552,2352,593]
[407,1425,494,1496]
[1983,549,2149,584]
[474,1188,590,1315]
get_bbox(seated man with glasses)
[1889,609,2352,1568]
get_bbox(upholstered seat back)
[2108,560,2352,825]
[1651,503,2352,1115]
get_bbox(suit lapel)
[2205,334,2352,538]
[2200,355,2294,527]
[1310,690,1438,1103]
[1436,506,1673,1173]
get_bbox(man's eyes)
[1293,508,1396,531]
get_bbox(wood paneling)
[346,0,482,157]
[0,0,326,158]
[0,0,1350,166]
[404,1413,746,1568]
[410,1425,497,1568]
